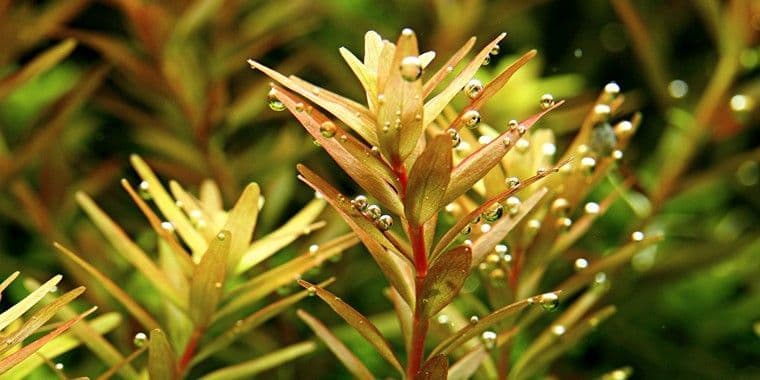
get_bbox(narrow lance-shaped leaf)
[297,279,403,374]
[339,46,377,111]
[148,329,177,380]
[189,230,230,326]
[54,243,161,330]
[419,246,472,318]
[199,341,316,380]
[223,183,260,269]
[423,37,476,97]
[0,39,77,101]
[417,354,448,380]
[0,272,20,302]
[297,310,375,380]
[0,275,62,332]
[405,133,452,225]
[0,306,97,375]
[448,347,487,380]
[443,100,564,205]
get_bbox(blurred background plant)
[1,0,758,379]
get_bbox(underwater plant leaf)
[0,306,96,375]
[194,278,335,364]
[443,100,563,205]
[0,274,62,332]
[189,230,230,326]
[95,346,146,380]
[363,31,383,73]
[148,329,177,380]
[447,347,487,380]
[419,51,436,68]
[429,292,560,357]
[219,234,357,320]
[470,188,548,264]
[339,46,377,111]
[76,192,186,309]
[236,199,326,273]
[376,29,424,162]
[405,133,452,225]
[297,279,403,373]
[386,287,413,352]
[0,286,85,356]
[272,86,402,214]
[0,272,20,302]
[422,37,476,97]
[417,354,448,380]
[248,60,378,146]
[223,183,260,268]
[423,33,505,127]
[297,309,375,380]
[54,243,160,330]
[173,0,222,38]
[199,341,316,380]
[0,39,77,101]
[449,50,537,131]
[130,155,208,259]
[420,246,472,319]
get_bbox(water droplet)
[594,104,611,118]
[551,324,566,336]
[463,239,473,246]
[594,272,608,285]
[267,88,286,111]
[214,281,223,288]
[551,198,570,216]
[377,94,386,104]
[508,119,519,130]
[216,231,228,241]
[590,122,617,156]
[351,195,369,212]
[489,268,505,285]
[527,219,541,231]
[505,177,520,189]
[160,221,175,233]
[307,286,317,296]
[604,81,620,96]
[668,79,688,99]
[612,150,624,159]
[515,138,530,154]
[54,363,64,370]
[482,55,491,66]
[400,56,423,81]
[540,93,555,110]
[574,258,589,270]
[486,254,501,265]
[556,217,572,230]
[580,156,596,173]
[483,204,504,222]
[536,167,548,175]
[375,214,393,230]
[480,223,491,233]
[319,121,337,138]
[537,292,559,311]
[480,330,496,349]
[506,196,521,215]
[495,244,508,254]
[542,143,557,156]
[464,79,484,99]
[469,315,480,324]
[308,244,319,254]
[138,181,151,200]
[448,129,461,147]
[364,205,382,220]
[463,110,481,129]
[614,120,634,138]
[478,135,493,145]
[631,231,644,242]
[584,202,600,215]
[295,102,305,112]
[502,136,512,147]
[437,314,450,325]
[312,139,321,147]
[133,332,148,347]
[730,94,753,111]
[49,285,57,293]
[490,44,500,56]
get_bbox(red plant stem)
[408,274,429,378]
[178,327,204,375]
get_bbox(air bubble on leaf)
[604,81,621,96]
[482,55,491,66]
[667,79,688,98]
[612,150,624,159]
[448,129,461,147]
[536,167,548,175]
[308,244,319,254]
[551,324,567,336]
[376,214,393,230]
[515,138,530,154]
[307,286,317,296]
[736,160,759,186]
[505,177,520,189]
[614,120,634,138]
[580,156,596,173]
[574,258,589,270]
[506,196,521,215]
[556,217,572,230]
[216,232,228,241]
[507,119,519,130]
[464,79,484,99]
[463,239,473,246]
[486,254,501,265]
[133,332,148,347]
[400,56,423,81]
[495,244,508,254]
[631,231,644,242]
[469,315,480,324]
[138,181,151,200]
[478,135,493,145]
[489,268,505,285]
[594,104,611,118]
[730,94,753,112]
[445,203,460,213]
[594,272,608,284]
[481,331,497,349]
[502,136,512,147]
[584,202,600,215]
[526,219,541,231]
[540,93,555,109]
[214,282,222,288]
[295,102,305,112]
[313,139,321,147]
[537,292,559,311]
[463,109,481,129]
[542,143,557,156]
[490,44,500,56]
[551,198,570,216]
[351,195,369,212]
[364,204,382,220]
[319,121,337,138]
[461,224,472,236]
[480,223,492,233]
[267,88,286,111]
[483,204,504,222]
[160,221,175,233]
[54,363,64,370]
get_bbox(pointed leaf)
[339,47,377,111]
[297,280,403,373]
[148,329,177,380]
[423,37,476,97]
[443,101,563,205]
[417,354,448,380]
[448,347,487,380]
[224,183,260,268]
[405,133,452,224]
[0,275,62,332]
[189,230,230,326]
[199,341,316,380]
[0,39,77,101]
[420,246,471,318]
[298,310,374,380]
[386,287,413,352]
[0,272,20,302]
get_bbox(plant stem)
[178,327,204,376]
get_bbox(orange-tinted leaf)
[422,37,476,97]
[448,347,486,380]
[420,246,471,318]
[405,133,452,225]
[417,354,448,380]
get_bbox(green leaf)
[0,306,96,375]
[199,341,316,380]
[0,286,85,356]
[54,243,160,330]
[417,354,448,380]
[419,246,471,318]
[0,274,62,332]
[385,287,413,353]
[297,279,403,374]
[223,183,260,269]
[148,329,177,380]
[0,39,77,101]
[405,133,452,225]
[448,347,487,380]
[189,230,230,326]
[297,310,374,380]
[442,101,564,205]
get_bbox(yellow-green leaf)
[419,246,471,318]
[0,39,77,101]
[0,272,20,302]
[189,230,230,326]
[298,310,374,380]
[405,133,452,225]
[199,341,316,380]
[224,183,260,268]
[0,274,62,332]
[148,329,177,380]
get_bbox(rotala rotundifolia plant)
[250,29,660,379]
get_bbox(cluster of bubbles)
[351,195,393,231]
[478,243,512,286]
